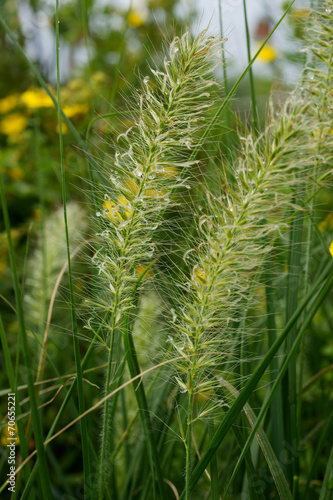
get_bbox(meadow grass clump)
[89,4,333,498]
[88,29,223,498]
[1,2,333,499]
[164,3,333,497]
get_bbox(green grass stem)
[242,0,258,134]
[55,1,91,494]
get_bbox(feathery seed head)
[88,29,222,344]
[167,2,333,407]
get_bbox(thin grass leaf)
[283,208,304,493]
[219,261,333,500]
[220,379,292,500]
[242,0,258,133]
[208,419,219,500]
[123,318,167,499]
[318,440,333,500]
[304,412,333,500]
[0,318,33,499]
[0,175,52,498]
[264,263,284,466]
[55,2,91,493]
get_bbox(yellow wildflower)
[0,113,27,137]
[319,213,333,232]
[127,10,147,28]
[64,79,90,102]
[329,241,333,257]
[56,121,69,134]
[102,196,131,222]
[62,103,89,118]
[0,94,20,114]
[103,199,122,222]
[1,423,19,447]
[21,88,54,108]
[255,43,277,64]
[194,268,207,284]
[135,264,154,279]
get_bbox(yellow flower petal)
[319,213,333,232]
[255,43,277,64]
[127,10,146,28]
[62,103,89,118]
[0,94,20,114]
[103,199,123,221]
[56,121,69,134]
[144,189,168,199]
[66,78,87,92]
[91,71,107,86]
[9,167,24,181]
[194,268,206,284]
[291,8,310,20]
[329,241,333,257]
[33,209,42,221]
[0,113,27,136]
[21,88,54,108]
[196,389,214,403]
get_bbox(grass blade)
[0,174,52,498]
[242,0,258,133]
[218,261,333,500]
[0,317,33,498]
[283,208,303,495]
[123,320,167,499]
[55,1,91,493]
[319,440,333,500]
[178,259,333,498]
[264,262,285,465]
[220,379,292,500]
[304,411,333,499]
